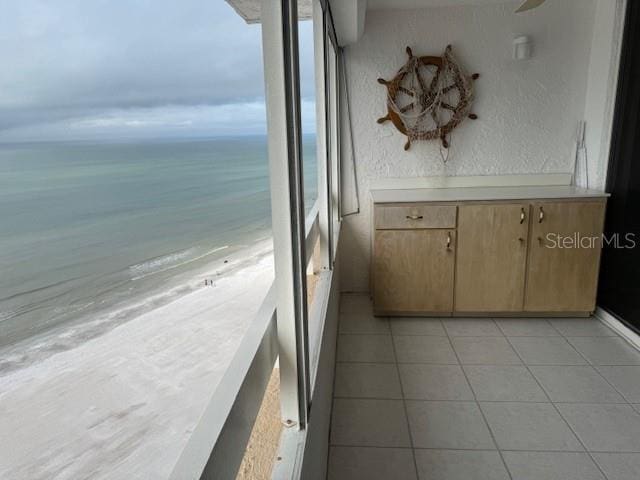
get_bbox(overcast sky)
[0,0,316,142]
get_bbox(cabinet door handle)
[406,215,424,220]
[446,232,452,251]
[520,208,526,224]
[538,206,545,223]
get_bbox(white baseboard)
[595,307,640,352]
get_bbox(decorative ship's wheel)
[377,45,479,152]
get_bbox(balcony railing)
[169,199,322,480]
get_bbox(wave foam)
[129,246,229,280]
[129,249,195,275]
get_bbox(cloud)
[0,0,317,140]
[0,99,317,142]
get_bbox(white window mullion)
[314,0,331,272]
[261,0,310,429]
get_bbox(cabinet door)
[455,203,529,312]
[524,201,606,312]
[374,229,455,313]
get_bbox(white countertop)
[371,185,609,204]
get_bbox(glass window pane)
[298,16,318,216]
[328,40,340,260]
[0,1,278,476]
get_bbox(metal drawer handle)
[520,207,526,224]
[406,215,424,220]
[446,232,452,251]
[538,206,544,223]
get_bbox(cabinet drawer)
[375,204,456,230]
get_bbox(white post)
[261,0,310,429]
[330,43,341,254]
[313,0,331,271]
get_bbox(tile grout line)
[329,306,388,471]
[339,332,627,338]
[335,354,640,367]
[496,317,560,338]
[553,323,640,478]
[389,318,421,480]
[443,318,514,480]
[556,325,640,408]
[332,395,632,404]
[334,304,640,472]
[327,443,640,454]
[327,311,352,468]
[545,318,566,337]
[501,325,612,480]
[590,365,640,406]
[337,312,639,479]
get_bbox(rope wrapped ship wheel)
[377,45,479,154]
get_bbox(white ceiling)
[225,0,365,46]
[226,0,508,24]
[367,0,507,10]
[224,0,312,24]
[225,0,509,44]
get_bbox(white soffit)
[329,0,367,46]
[224,0,312,24]
[368,0,505,9]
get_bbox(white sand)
[0,246,274,480]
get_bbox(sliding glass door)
[598,1,640,331]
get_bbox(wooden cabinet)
[373,229,455,314]
[455,204,529,312]
[372,197,606,316]
[524,201,606,312]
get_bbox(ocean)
[0,135,317,349]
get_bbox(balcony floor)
[328,294,640,480]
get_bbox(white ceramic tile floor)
[390,317,446,336]
[597,367,640,403]
[496,318,561,337]
[509,336,588,365]
[328,295,640,479]
[451,336,522,365]
[463,365,547,402]
[339,312,390,335]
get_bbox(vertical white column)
[313,0,331,271]
[261,0,310,429]
[330,44,341,255]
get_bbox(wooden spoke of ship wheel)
[428,66,441,94]
[442,84,458,94]
[400,103,415,114]
[415,64,427,93]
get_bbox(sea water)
[0,135,317,348]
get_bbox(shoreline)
[0,240,275,479]
[0,236,274,376]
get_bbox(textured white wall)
[339,0,599,292]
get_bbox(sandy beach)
[0,242,274,479]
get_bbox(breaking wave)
[128,246,229,280]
